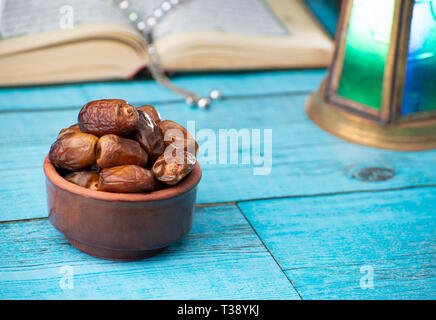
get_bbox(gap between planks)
[235,202,304,299]
[2,183,435,225]
[0,90,312,114]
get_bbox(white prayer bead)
[119,0,129,10]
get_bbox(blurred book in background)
[0,0,333,86]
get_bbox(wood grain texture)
[238,187,436,299]
[1,93,436,221]
[0,205,299,299]
[0,70,325,112]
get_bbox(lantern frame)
[306,0,436,150]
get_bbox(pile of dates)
[49,99,198,193]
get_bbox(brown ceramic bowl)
[43,155,201,261]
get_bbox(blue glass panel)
[402,0,436,115]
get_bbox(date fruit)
[96,134,148,168]
[137,105,162,124]
[133,111,165,161]
[65,171,99,190]
[157,120,198,155]
[58,124,81,139]
[78,99,138,136]
[49,99,198,193]
[98,165,157,193]
[49,132,98,171]
[152,149,196,186]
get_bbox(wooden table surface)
[0,3,435,300]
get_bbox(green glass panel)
[337,0,395,110]
[402,0,436,115]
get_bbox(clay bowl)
[43,155,202,261]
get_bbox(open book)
[0,0,333,86]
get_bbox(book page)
[1,0,290,40]
[0,0,5,30]
[130,0,289,39]
[0,0,129,39]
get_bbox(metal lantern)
[306,0,436,150]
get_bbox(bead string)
[116,0,221,109]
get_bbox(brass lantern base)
[305,85,436,151]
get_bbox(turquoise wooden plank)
[0,205,299,299]
[1,93,436,221]
[304,0,340,36]
[238,187,436,299]
[289,256,436,299]
[0,70,325,112]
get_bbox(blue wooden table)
[0,3,435,300]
